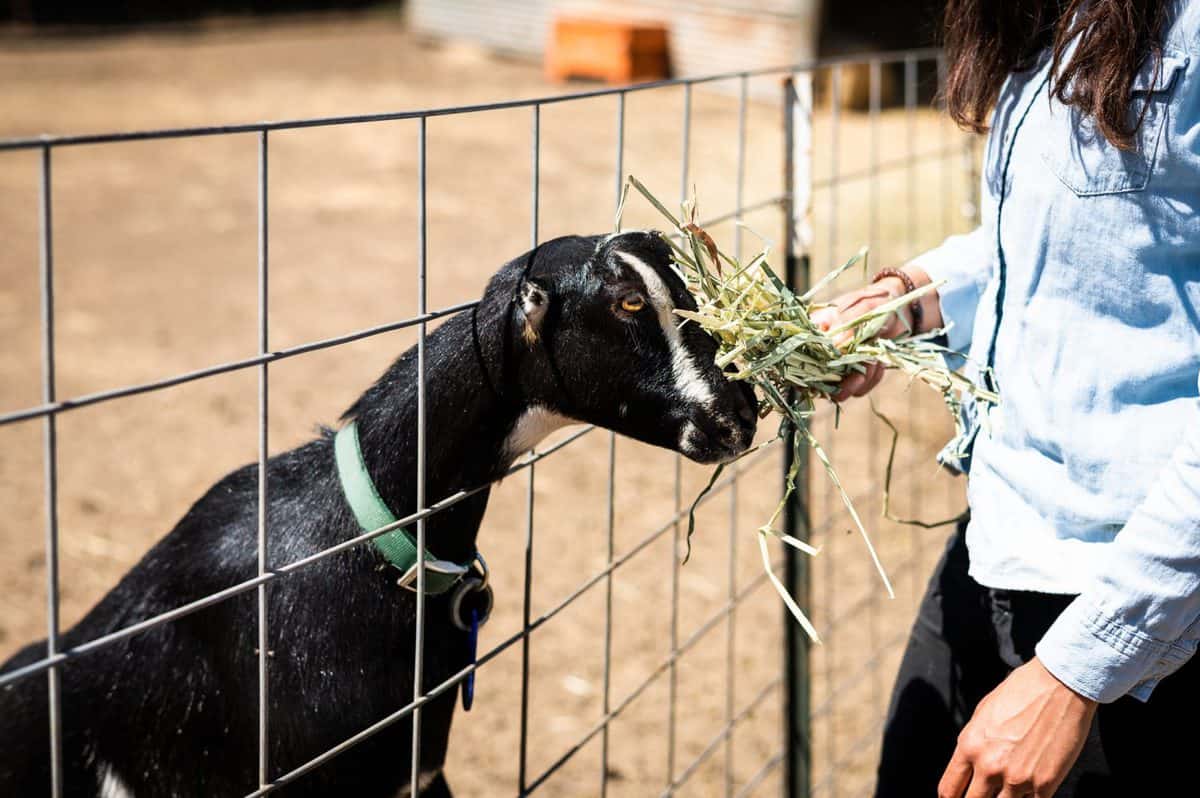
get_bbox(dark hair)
[943,0,1171,149]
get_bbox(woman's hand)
[937,657,1097,798]
[809,264,941,402]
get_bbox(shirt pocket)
[1040,52,1189,196]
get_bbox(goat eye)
[620,294,646,313]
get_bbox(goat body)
[0,233,756,796]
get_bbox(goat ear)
[519,279,549,345]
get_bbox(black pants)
[875,523,1200,797]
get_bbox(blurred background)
[1,2,973,796]
[2,0,944,55]
[2,0,950,111]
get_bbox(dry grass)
[0,15,978,796]
[621,175,994,643]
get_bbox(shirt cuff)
[1036,596,1196,703]
[907,232,991,356]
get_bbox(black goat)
[0,231,757,797]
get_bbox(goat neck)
[340,286,542,565]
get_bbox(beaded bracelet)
[871,267,923,332]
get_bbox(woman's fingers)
[964,774,1001,798]
[811,291,869,332]
[815,281,911,403]
[859,362,886,395]
[833,372,864,402]
[833,364,888,402]
[997,786,1034,798]
[937,751,974,798]
[880,307,911,339]
[810,305,837,331]
[833,362,887,402]
[815,283,906,335]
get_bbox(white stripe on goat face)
[616,251,715,407]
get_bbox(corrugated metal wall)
[407,0,819,77]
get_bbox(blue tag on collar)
[462,608,479,712]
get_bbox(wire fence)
[796,53,981,798]
[0,46,978,797]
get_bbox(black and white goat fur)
[0,231,757,797]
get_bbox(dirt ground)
[0,14,977,797]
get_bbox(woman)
[813,1,1200,795]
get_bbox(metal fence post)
[39,142,64,798]
[781,75,812,798]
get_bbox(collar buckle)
[394,557,471,592]
[394,551,488,595]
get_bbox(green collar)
[334,420,471,595]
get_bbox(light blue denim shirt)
[911,1,1200,703]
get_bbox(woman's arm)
[1036,402,1200,702]
[940,386,1200,798]
[810,223,993,401]
[907,224,994,355]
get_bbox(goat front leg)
[396,770,452,798]
[420,771,453,798]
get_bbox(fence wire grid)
[0,47,979,798]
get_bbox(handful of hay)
[618,176,998,642]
